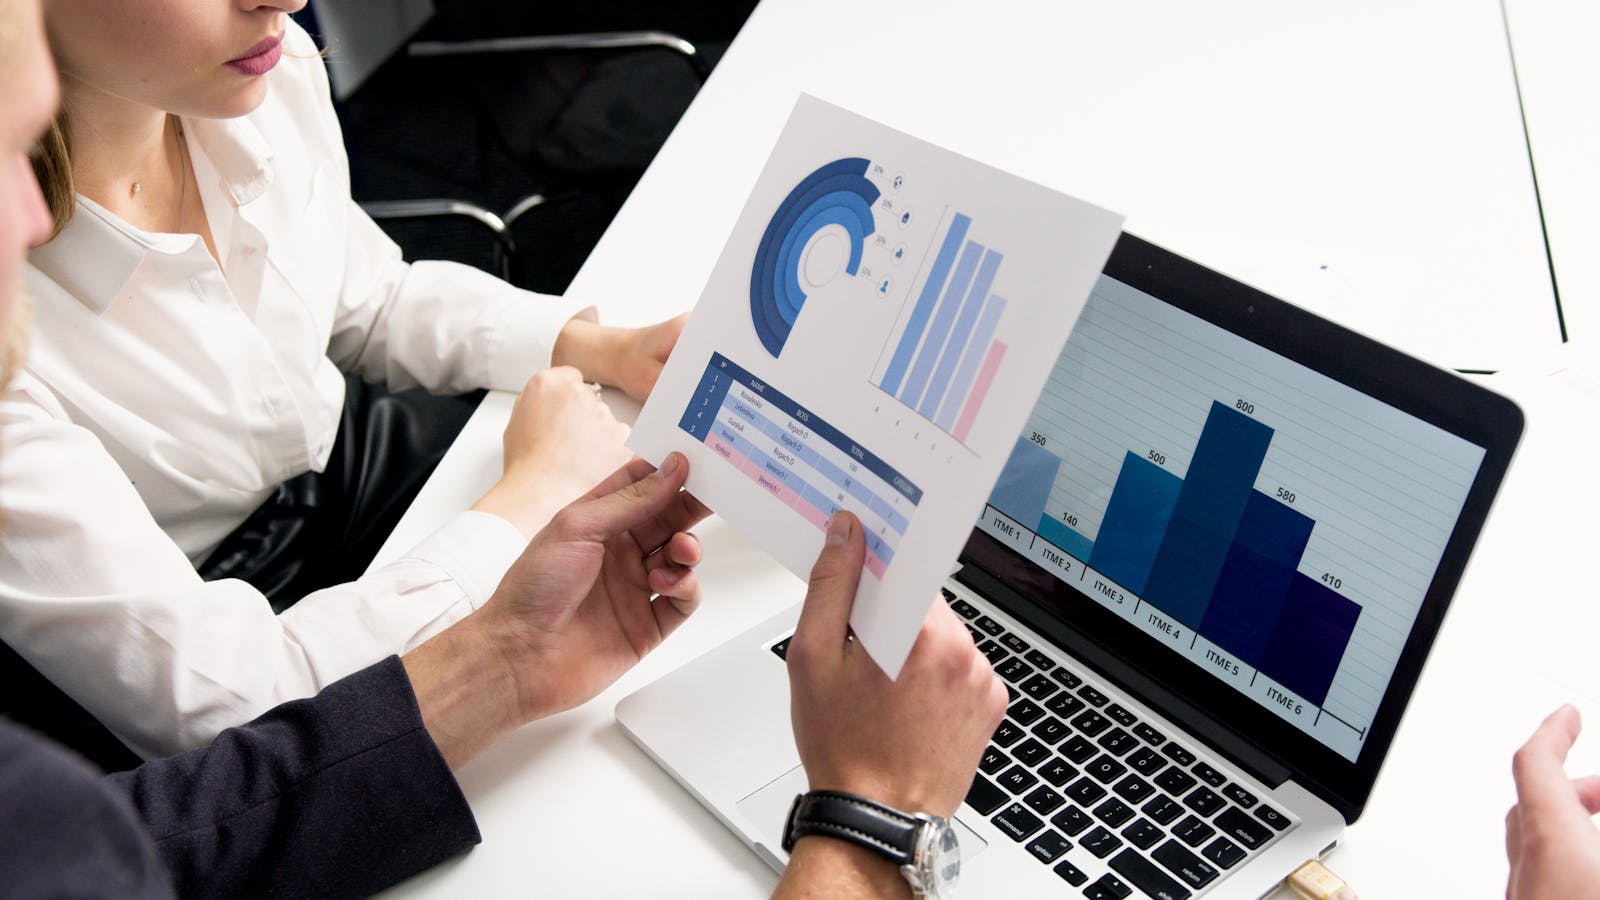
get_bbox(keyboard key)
[992,720,1025,747]
[1152,839,1220,889]
[1094,797,1134,827]
[1026,829,1072,864]
[1173,815,1216,848]
[1008,697,1046,726]
[1113,774,1156,805]
[977,640,1008,664]
[1142,795,1184,826]
[1013,738,1051,767]
[1098,727,1139,756]
[1040,759,1079,787]
[966,624,982,643]
[1085,872,1133,899]
[1162,743,1197,767]
[1080,826,1123,859]
[966,774,1007,814]
[1191,761,1227,787]
[1048,691,1086,717]
[1221,783,1258,808]
[1214,808,1272,849]
[769,637,790,660]
[1128,747,1167,776]
[1025,649,1056,670]
[1202,836,1246,869]
[999,765,1039,795]
[1183,786,1226,818]
[974,615,1006,636]
[1006,684,1020,702]
[1031,716,1071,744]
[1051,804,1093,836]
[950,597,980,620]
[993,802,1044,841]
[1000,633,1030,655]
[1065,777,1108,806]
[1072,710,1112,737]
[1110,848,1191,900]
[996,656,1035,684]
[1122,818,1164,850]
[1085,754,1128,784]
[1051,666,1084,688]
[1060,735,1098,764]
[1025,785,1066,816]
[1254,804,1290,831]
[1077,685,1110,707]
[1133,723,1166,746]
[1053,859,1088,886]
[1155,768,1197,797]
[940,587,957,602]
[1020,673,1060,701]
[979,745,1012,774]
[1105,703,1138,727]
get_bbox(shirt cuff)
[398,510,529,610]
[484,288,596,393]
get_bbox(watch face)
[909,816,960,899]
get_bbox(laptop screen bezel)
[956,232,1523,822]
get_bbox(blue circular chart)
[749,158,881,357]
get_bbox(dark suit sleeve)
[105,656,481,898]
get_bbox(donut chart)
[749,158,881,356]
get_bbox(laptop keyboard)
[770,587,1296,899]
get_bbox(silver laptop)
[617,232,1523,898]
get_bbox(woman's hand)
[472,366,631,538]
[552,313,687,402]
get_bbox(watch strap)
[781,789,921,866]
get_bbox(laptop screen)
[958,233,1521,817]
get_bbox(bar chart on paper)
[873,211,1010,443]
[977,281,1485,759]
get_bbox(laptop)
[617,232,1523,898]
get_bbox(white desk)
[376,1,1595,895]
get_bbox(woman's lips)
[227,33,284,76]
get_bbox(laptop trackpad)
[736,764,988,868]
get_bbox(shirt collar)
[27,113,275,315]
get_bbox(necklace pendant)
[131,182,143,196]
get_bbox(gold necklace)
[129,116,188,233]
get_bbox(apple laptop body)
[617,232,1523,898]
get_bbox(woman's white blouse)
[0,22,588,758]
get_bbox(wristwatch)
[781,789,960,898]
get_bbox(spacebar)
[1110,849,1191,900]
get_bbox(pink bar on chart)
[863,551,888,580]
[953,340,1008,442]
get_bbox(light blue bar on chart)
[901,240,984,410]
[935,294,1008,430]
[917,248,1003,420]
[880,213,972,395]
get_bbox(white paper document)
[630,95,1123,676]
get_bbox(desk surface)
[376,1,1595,895]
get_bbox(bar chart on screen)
[872,210,1011,443]
[977,278,1485,759]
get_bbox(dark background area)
[307,1,760,295]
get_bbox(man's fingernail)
[825,512,850,546]
[661,452,681,476]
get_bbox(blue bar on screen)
[1197,490,1315,666]
[1087,452,1183,594]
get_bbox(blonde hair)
[30,109,73,241]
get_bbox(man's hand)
[1506,705,1600,899]
[473,366,632,538]
[407,453,710,768]
[787,511,1006,816]
[485,452,710,723]
[552,313,687,402]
